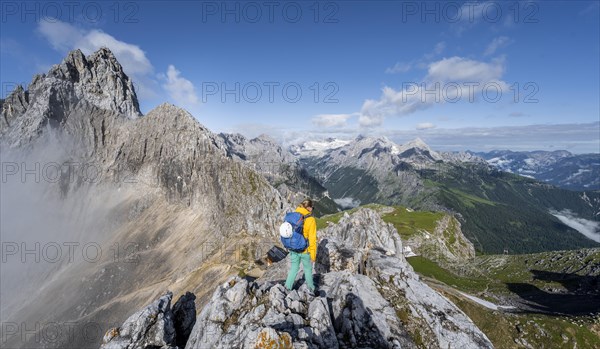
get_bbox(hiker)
[283,199,317,294]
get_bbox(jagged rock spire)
[1,47,142,145]
[47,47,142,118]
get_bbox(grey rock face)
[365,251,492,349]
[440,151,486,164]
[322,209,403,257]
[0,49,288,349]
[295,136,489,211]
[299,135,442,209]
[100,292,180,349]
[183,273,406,349]
[215,132,338,213]
[328,210,492,349]
[1,47,141,147]
[1,85,29,129]
[217,133,296,166]
[48,48,141,119]
[180,208,493,349]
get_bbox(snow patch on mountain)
[480,150,600,191]
[292,136,485,165]
[289,138,350,158]
[566,168,591,181]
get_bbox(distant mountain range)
[290,136,600,254]
[474,150,600,191]
[216,132,338,215]
[291,138,600,191]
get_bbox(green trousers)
[284,251,315,291]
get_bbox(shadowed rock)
[101,291,197,349]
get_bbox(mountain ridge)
[475,149,600,191]
[0,48,290,349]
[293,135,600,254]
[101,208,494,349]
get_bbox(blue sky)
[1,1,599,153]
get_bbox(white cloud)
[386,41,446,74]
[453,2,517,35]
[484,36,512,56]
[334,197,361,209]
[416,122,436,130]
[162,65,199,105]
[358,102,387,127]
[37,19,83,51]
[361,56,509,127]
[358,115,384,128]
[38,18,152,76]
[311,113,354,128]
[551,210,600,243]
[82,31,152,75]
[37,18,202,109]
[424,41,447,60]
[427,56,504,82]
[385,62,413,74]
[434,42,446,54]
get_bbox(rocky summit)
[1,48,141,147]
[103,209,493,349]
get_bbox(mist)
[0,130,136,322]
[550,209,600,243]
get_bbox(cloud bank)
[312,113,354,128]
[551,209,600,243]
[361,56,508,127]
[334,197,361,209]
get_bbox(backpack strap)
[298,213,312,224]
[291,212,312,231]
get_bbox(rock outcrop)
[100,292,196,349]
[403,214,476,263]
[110,209,493,349]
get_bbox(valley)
[319,206,600,349]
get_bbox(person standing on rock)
[284,199,317,294]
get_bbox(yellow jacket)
[295,206,317,261]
